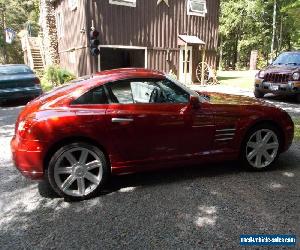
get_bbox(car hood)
[200,92,270,106]
[265,65,300,73]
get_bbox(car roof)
[0,64,30,67]
[95,67,165,78]
[83,68,165,87]
[37,68,166,107]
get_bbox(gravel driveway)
[0,96,299,249]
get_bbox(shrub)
[42,65,76,89]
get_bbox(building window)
[56,11,64,38]
[69,0,77,11]
[109,0,136,8]
[187,0,207,17]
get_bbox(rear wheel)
[47,142,109,200]
[241,125,281,170]
[254,89,264,98]
[296,94,300,103]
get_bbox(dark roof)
[0,64,29,67]
[282,51,300,53]
[95,68,165,77]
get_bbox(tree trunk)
[270,0,277,61]
[0,4,8,64]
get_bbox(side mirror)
[189,95,200,109]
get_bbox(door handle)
[112,118,134,123]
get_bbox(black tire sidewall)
[47,142,109,200]
[241,124,281,171]
[296,94,300,103]
[254,90,264,98]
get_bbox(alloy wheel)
[53,147,103,197]
[246,129,279,169]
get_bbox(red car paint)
[11,68,294,179]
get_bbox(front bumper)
[255,79,300,95]
[11,136,45,180]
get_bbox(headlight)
[292,72,300,81]
[258,70,265,79]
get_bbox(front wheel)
[47,142,109,200]
[254,89,264,98]
[241,125,281,170]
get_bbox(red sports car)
[11,68,294,200]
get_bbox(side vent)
[215,128,236,142]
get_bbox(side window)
[72,86,108,105]
[131,81,157,103]
[106,80,134,104]
[130,79,190,104]
[157,79,190,103]
[106,79,190,104]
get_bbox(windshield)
[0,65,33,75]
[273,52,300,66]
[166,76,209,103]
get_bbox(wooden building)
[46,0,220,83]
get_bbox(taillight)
[16,117,36,138]
[34,78,41,85]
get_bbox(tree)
[219,0,300,70]
[0,0,39,64]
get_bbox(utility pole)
[270,0,277,62]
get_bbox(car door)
[105,78,215,167]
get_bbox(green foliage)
[42,65,76,90]
[0,0,40,64]
[220,0,300,70]
[40,77,53,92]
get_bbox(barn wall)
[56,0,220,78]
[55,0,91,76]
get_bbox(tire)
[241,124,281,171]
[254,89,264,98]
[296,94,300,103]
[47,142,109,200]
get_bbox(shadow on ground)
[1,141,299,249]
[38,144,300,200]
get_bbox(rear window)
[0,65,33,75]
[72,86,108,105]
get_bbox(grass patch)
[217,71,256,90]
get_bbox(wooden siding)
[55,0,90,76]
[56,0,219,78]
